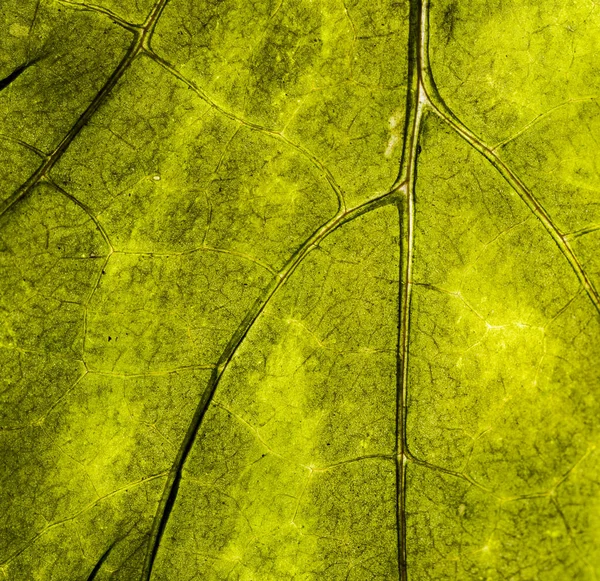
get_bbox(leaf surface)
[1,0,599,580]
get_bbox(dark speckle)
[441,1,459,44]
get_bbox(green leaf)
[1,0,599,579]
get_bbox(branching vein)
[140,189,401,579]
[416,0,600,317]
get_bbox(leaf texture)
[1,0,599,580]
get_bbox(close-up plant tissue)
[1,0,599,579]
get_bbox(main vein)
[392,0,428,578]
[140,190,400,579]
[394,1,600,578]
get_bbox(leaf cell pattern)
[1,0,599,580]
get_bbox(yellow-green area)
[0,0,599,580]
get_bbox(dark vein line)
[405,449,493,495]
[393,3,420,193]
[48,181,114,251]
[407,445,592,503]
[86,541,115,581]
[0,133,47,158]
[0,0,171,222]
[0,472,167,568]
[0,46,135,219]
[140,189,401,580]
[57,0,143,32]
[0,60,38,92]
[47,181,115,363]
[140,0,171,47]
[418,0,600,317]
[46,180,115,361]
[313,454,395,472]
[89,365,216,378]
[27,0,42,55]
[114,246,277,276]
[491,96,599,151]
[565,223,600,240]
[393,1,426,579]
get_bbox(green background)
[1,0,599,579]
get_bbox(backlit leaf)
[1,0,599,579]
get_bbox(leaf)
[1,0,599,579]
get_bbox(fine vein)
[140,189,400,579]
